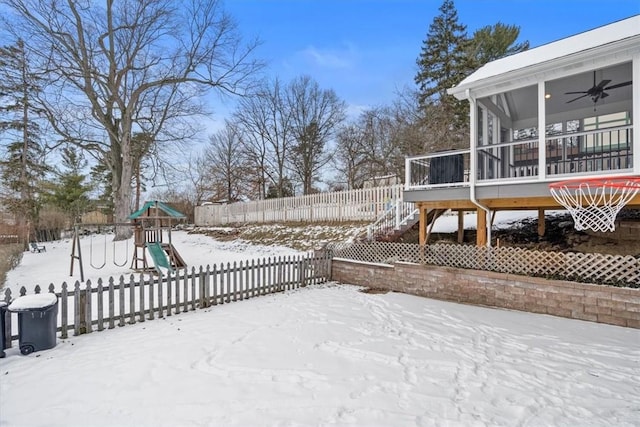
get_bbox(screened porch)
[406,60,635,190]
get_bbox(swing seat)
[30,242,46,253]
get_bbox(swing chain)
[113,239,129,267]
[89,228,107,269]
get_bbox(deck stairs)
[367,201,446,241]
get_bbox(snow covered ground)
[3,230,305,296]
[2,211,639,427]
[3,210,549,296]
[1,284,639,426]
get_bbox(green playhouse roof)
[128,201,187,220]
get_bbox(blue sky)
[206,0,639,130]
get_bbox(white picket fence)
[195,184,406,226]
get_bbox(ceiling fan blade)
[604,81,632,90]
[594,79,611,90]
[566,93,590,103]
[565,91,588,95]
[600,92,609,99]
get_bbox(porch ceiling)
[504,62,632,122]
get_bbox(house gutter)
[466,89,492,247]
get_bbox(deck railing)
[545,126,632,176]
[1,252,331,349]
[406,125,634,189]
[405,150,471,189]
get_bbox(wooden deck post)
[538,208,546,237]
[476,208,487,246]
[419,204,427,245]
[457,210,464,243]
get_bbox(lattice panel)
[332,242,639,287]
[330,242,421,264]
[565,253,640,284]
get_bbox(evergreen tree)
[469,23,529,70]
[266,177,294,199]
[414,0,471,149]
[0,38,48,230]
[415,0,529,150]
[90,159,114,217]
[44,146,92,224]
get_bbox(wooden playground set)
[70,201,187,282]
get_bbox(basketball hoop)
[549,176,640,232]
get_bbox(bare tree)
[333,123,368,189]
[357,107,402,179]
[237,125,269,200]
[234,78,293,199]
[176,152,212,209]
[286,75,346,194]
[204,121,248,202]
[3,0,261,238]
[390,86,426,157]
[332,95,422,189]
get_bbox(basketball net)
[549,176,640,232]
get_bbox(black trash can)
[8,293,58,355]
[0,301,7,358]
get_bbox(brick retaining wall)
[332,258,640,329]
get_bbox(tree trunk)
[135,163,141,211]
[111,128,134,240]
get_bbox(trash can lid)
[8,293,58,311]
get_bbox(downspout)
[466,89,492,247]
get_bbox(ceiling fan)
[565,70,632,104]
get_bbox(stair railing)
[367,200,417,241]
[366,205,395,240]
[397,204,418,228]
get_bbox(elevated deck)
[404,125,639,246]
[404,125,639,211]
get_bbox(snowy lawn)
[2,213,638,426]
[2,210,554,296]
[3,230,305,295]
[1,283,639,426]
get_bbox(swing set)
[69,201,187,281]
[69,223,132,282]
[87,230,129,268]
